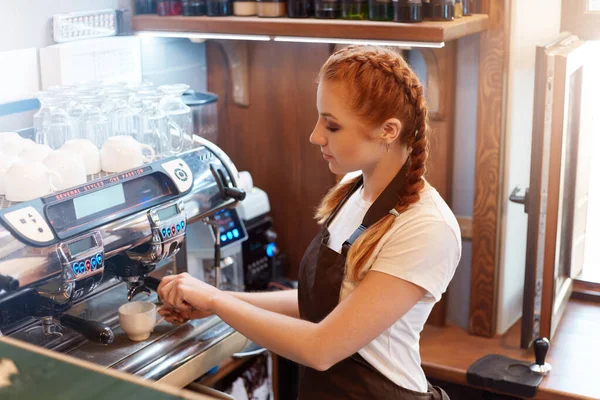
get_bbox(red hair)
[314,45,429,281]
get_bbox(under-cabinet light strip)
[273,36,444,48]
[136,31,271,41]
[136,31,444,48]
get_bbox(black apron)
[297,165,450,400]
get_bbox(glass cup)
[136,90,183,159]
[33,92,76,150]
[79,94,111,148]
[158,84,192,152]
[106,89,136,138]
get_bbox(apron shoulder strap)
[341,224,366,256]
[340,161,410,257]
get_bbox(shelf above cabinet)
[133,14,488,45]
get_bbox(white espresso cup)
[60,139,102,175]
[101,135,155,173]
[0,154,19,195]
[0,132,23,147]
[19,143,53,163]
[1,137,36,155]
[4,161,63,202]
[43,150,87,190]
[118,301,164,341]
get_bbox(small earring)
[385,143,390,152]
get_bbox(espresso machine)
[0,138,251,389]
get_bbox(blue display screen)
[213,209,245,247]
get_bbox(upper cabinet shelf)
[132,14,488,44]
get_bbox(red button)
[85,260,91,271]
[171,226,176,235]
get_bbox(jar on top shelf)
[393,0,422,22]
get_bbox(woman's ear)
[381,118,402,143]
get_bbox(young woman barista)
[157,45,461,399]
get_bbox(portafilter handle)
[59,314,115,345]
[144,276,161,292]
[0,274,19,293]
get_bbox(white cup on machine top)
[4,161,63,202]
[60,139,102,175]
[1,137,36,156]
[43,150,87,190]
[118,301,164,341]
[0,155,19,196]
[0,132,23,147]
[101,135,155,173]
[18,143,54,163]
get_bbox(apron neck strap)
[340,161,410,256]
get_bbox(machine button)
[91,258,97,270]
[4,207,55,243]
[96,254,103,265]
[85,259,92,271]
[72,264,79,274]
[161,228,168,238]
[220,234,227,242]
[171,226,176,234]
[167,229,172,238]
[161,159,193,193]
[226,232,233,240]
[174,168,188,181]
[79,262,86,274]
[232,229,239,238]
[176,224,181,233]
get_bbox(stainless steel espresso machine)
[0,139,251,389]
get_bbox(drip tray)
[9,282,248,386]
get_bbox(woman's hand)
[158,305,213,324]
[157,272,220,316]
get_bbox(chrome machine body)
[0,139,250,388]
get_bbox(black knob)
[0,275,19,293]
[144,276,161,292]
[60,314,114,345]
[534,337,550,366]
[224,187,246,201]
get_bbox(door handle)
[509,186,529,213]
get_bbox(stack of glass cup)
[33,81,195,160]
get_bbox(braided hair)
[314,45,430,281]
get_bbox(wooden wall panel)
[469,0,508,337]
[207,41,336,278]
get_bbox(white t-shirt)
[326,175,461,392]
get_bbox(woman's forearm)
[226,289,299,318]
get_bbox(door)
[516,34,595,349]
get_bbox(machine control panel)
[161,158,193,193]
[3,207,55,243]
[58,232,104,280]
[142,200,187,263]
[210,208,247,249]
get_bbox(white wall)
[0,0,131,52]
[0,1,207,133]
[496,0,562,334]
